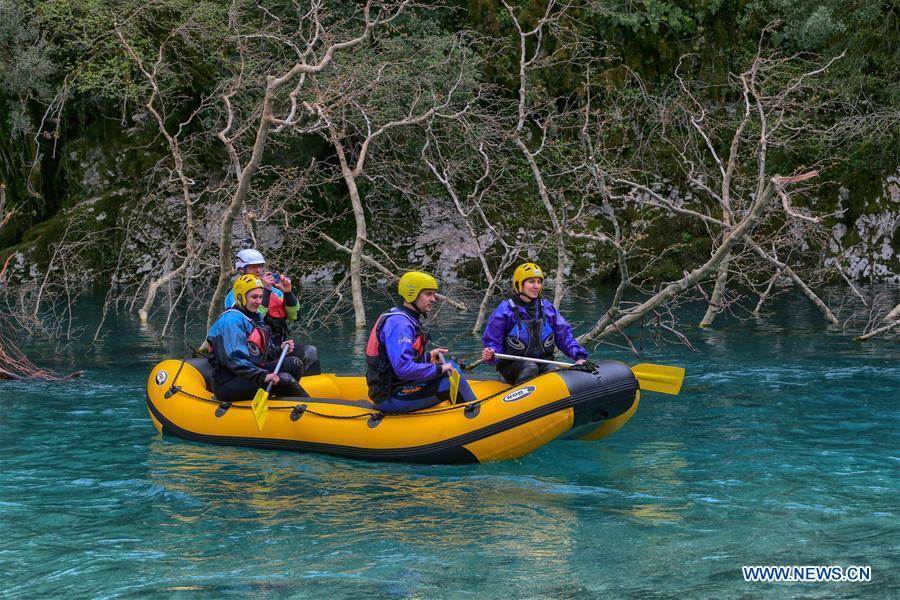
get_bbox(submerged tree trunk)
[699,254,730,327]
[329,126,368,327]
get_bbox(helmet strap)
[406,299,424,315]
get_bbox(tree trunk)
[699,253,730,327]
[515,138,567,307]
[207,83,278,331]
[329,127,367,327]
[582,178,778,343]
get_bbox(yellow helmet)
[398,271,438,302]
[513,262,544,294]
[233,274,263,306]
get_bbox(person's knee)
[302,345,319,363]
[514,362,539,384]
[271,371,308,398]
[282,356,304,378]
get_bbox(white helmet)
[234,248,265,271]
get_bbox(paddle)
[631,363,684,395]
[437,352,461,405]
[251,343,291,431]
[491,352,684,396]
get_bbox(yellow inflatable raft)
[146,358,640,464]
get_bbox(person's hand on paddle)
[264,372,281,385]
[440,362,453,374]
[482,347,495,361]
[282,339,294,353]
[429,347,449,363]
[575,358,587,366]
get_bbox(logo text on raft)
[155,371,168,386]
[503,385,536,403]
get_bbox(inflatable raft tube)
[146,358,639,464]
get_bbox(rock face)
[829,171,899,284]
[2,142,898,288]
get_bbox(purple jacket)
[482,297,588,366]
[381,308,442,382]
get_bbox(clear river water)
[1,289,897,598]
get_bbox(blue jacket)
[206,308,273,385]
[481,297,588,366]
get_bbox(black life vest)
[505,297,555,359]
[365,307,429,402]
[263,289,289,346]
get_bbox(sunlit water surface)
[1,290,897,598]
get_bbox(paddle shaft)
[265,344,291,393]
[492,352,575,368]
[493,353,685,396]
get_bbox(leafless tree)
[205,0,417,331]
[572,38,855,346]
[502,0,572,307]
[298,28,474,326]
[115,20,208,324]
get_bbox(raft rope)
[164,359,510,420]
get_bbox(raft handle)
[164,386,181,399]
[290,404,307,422]
[464,403,480,419]
[367,412,384,428]
[215,402,232,418]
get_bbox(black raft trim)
[558,361,638,427]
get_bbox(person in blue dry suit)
[365,271,476,413]
[207,274,307,403]
[481,262,588,385]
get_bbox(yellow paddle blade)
[448,368,461,405]
[251,389,269,431]
[631,363,685,395]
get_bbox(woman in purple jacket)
[481,263,588,385]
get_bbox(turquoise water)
[1,291,898,598]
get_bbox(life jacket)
[263,289,289,346]
[266,289,288,319]
[208,309,270,368]
[505,297,555,359]
[365,307,428,402]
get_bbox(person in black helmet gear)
[481,262,588,385]
[365,271,476,413]
[225,248,321,377]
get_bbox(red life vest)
[266,289,287,319]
